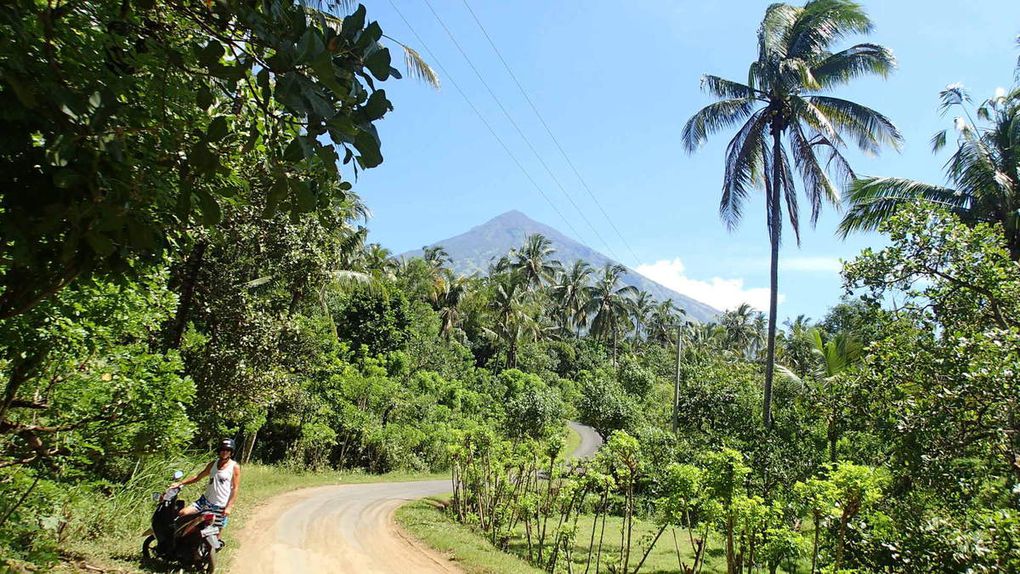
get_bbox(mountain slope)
[401,210,720,322]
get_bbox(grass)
[562,424,582,462]
[395,499,731,574]
[55,463,444,573]
[398,492,811,574]
[396,499,544,574]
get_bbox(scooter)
[142,470,223,572]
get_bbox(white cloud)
[780,256,843,273]
[635,258,784,312]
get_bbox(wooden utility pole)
[672,323,683,433]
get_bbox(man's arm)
[172,461,212,488]
[224,464,241,516]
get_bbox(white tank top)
[203,459,236,507]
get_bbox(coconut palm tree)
[509,234,561,291]
[585,263,638,362]
[552,260,594,337]
[777,328,862,461]
[647,299,687,346]
[840,85,1020,259]
[487,272,530,369]
[719,303,764,359]
[681,0,901,427]
[629,290,656,344]
[422,245,451,273]
[431,270,468,342]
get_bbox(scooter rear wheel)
[141,535,156,560]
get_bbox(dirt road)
[230,423,601,573]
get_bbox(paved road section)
[230,422,600,573]
[568,421,603,460]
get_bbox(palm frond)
[701,75,760,99]
[780,148,802,245]
[812,43,895,87]
[682,97,760,152]
[720,109,770,230]
[788,0,873,59]
[838,176,964,237]
[757,3,798,62]
[401,44,441,90]
[788,95,843,146]
[789,124,839,228]
[938,83,971,116]
[930,129,948,153]
[809,95,902,154]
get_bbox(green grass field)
[398,492,814,574]
[396,499,734,574]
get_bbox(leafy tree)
[0,0,397,321]
[682,0,902,426]
[576,369,640,439]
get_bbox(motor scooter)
[142,470,223,572]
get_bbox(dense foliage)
[1,0,1018,572]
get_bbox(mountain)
[400,210,720,323]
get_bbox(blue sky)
[353,0,1019,322]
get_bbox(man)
[171,438,241,526]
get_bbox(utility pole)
[672,323,683,434]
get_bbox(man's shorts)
[188,495,229,528]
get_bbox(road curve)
[229,422,600,574]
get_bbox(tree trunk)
[763,123,783,429]
[241,427,258,464]
[165,240,208,350]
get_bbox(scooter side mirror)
[172,470,184,480]
[152,492,161,502]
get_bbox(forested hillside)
[1,1,1019,573]
[401,210,721,322]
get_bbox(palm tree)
[487,272,531,369]
[585,263,638,362]
[719,303,763,359]
[422,245,451,274]
[552,260,594,337]
[840,85,1020,259]
[777,328,862,461]
[364,243,398,277]
[682,0,901,427]
[648,299,686,346]
[509,234,561,291]
[431,270,468,341]
[629,290,656,344]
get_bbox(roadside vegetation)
[1,0,1018,572]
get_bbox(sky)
[351,0,1019,322]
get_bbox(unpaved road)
[230,423,601,573]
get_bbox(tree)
[0,1,398,321]
[682,0,902,427]
[551,260,593,337]
[584,264,637,362]
[840,84,1020,259]
[719,303,765,359]
[647,299,686,346]
[629,290,656,344]
[509,234,561,291]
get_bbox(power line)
[419,0,624,263]
[458,0,644,266]
[384,0,587,245]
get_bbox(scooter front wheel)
[141,535,156,560]
[199,540,216,573]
